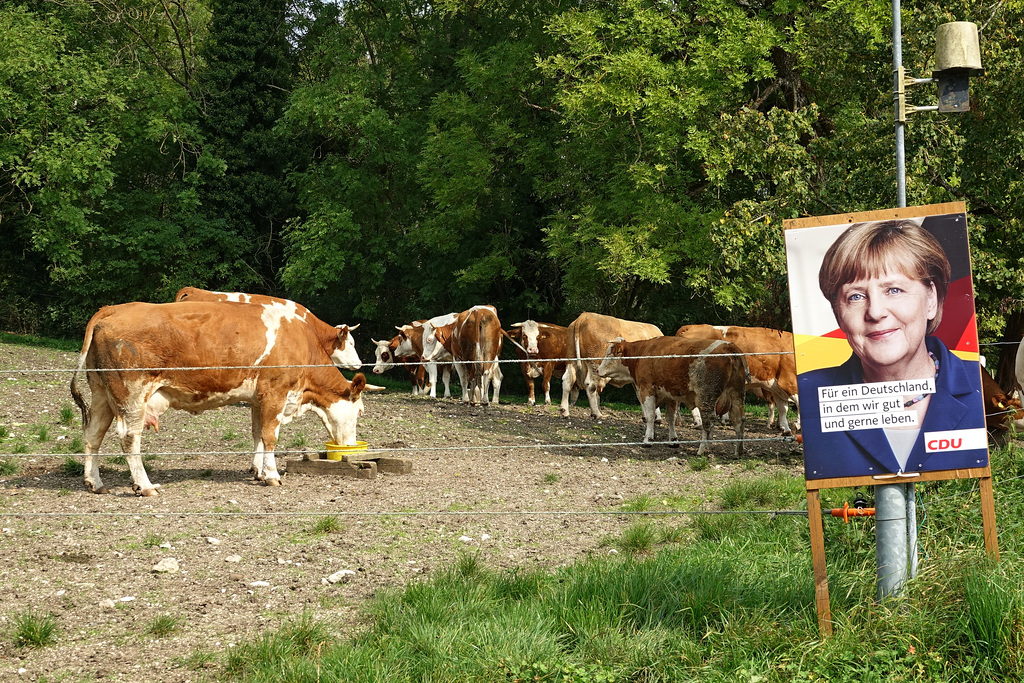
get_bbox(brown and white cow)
[70,301,373,496]
[505,321,568,407]
[370,335,427,395]
[395,316,457,398]
[173,287,362,371]
[560,312,663,418]
[676,324,799,435]
[598,336,748,460]
[421,306,504,405]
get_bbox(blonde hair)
[819,220,951,334]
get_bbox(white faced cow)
[174,287,362,371]
[676,324,799,435]
[371,335,427,395]
[505,321,567,407]
[560,312,663,419]
[395,316,457,398]
[70,301,373,496]
[421,305,503,406]
[599,336,748,461]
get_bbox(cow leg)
[256,407,283,486]
[488,363,502,405]
[583,367,603,419]
[541,366,553,406]
[690,407,703,428]
[729,397,745,459]
[559,364,577,417]
[525,373,536,406]
[82,397,115,494]
[250,406,264,476]
[426,362,439,398]
[641,394,657,444]
[441,365,453,399]
[696,400,715,463]
[665,400,680,446]
[118,414,159,496]
[768,382,793,436]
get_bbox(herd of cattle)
[67,287,1024,496]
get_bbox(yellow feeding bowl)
[325,441,369,461]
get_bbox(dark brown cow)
[676,324,798,435]
[370,335,427,395]
[599,336,748,460]
[561,312,663,418]
[173,287,362,371]
[70,302,371,496]
[505,320,568,407]
[981,367,1024,444]
[422,306,503,405]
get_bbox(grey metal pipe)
[876,483,909,598]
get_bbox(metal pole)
[876,0,913,600]
[876,483,909,598]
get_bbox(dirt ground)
[0,340,803,681]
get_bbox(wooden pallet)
[286,451,413,479]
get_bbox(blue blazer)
[800,337,987,479]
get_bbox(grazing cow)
[505,321,568,407]
[70,301,372,496]
[676,324,799,435]
[173,287,362,371]
[560,312,663,419]
[370,335,427,395]
[981,367,1024,444]
[421,305,503,405]
[395,316,457,398]
[598,336,748,460]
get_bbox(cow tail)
[70,314,101,428]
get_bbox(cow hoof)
[264,478,282,487]
[89,486,109,495]
[134,487,159,497]
[641,443,652,449]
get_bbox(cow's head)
[510,320,541,355]
[318,373,368,446]
[597,337,631,385]
[371,337,400,374]
[331,324,362,370]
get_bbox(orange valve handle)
[829,502,876,523]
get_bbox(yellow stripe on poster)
[792,334,853,374]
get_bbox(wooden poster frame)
[784,203,999,637]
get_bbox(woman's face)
[834,269,938,379]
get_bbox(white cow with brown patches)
[70,301,373,496]
[174,287,362,371]
[395,316,457,398]
[598,335,748,460]
[370,334,427,395]
[421,305,503,405]
[560,312,663,419]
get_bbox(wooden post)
[806,489,833,636]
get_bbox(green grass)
[59,405,75,426]
[0,332,79,352]
[212,442,1024,682]
[307,515,344,536]
[145,614,181,638]
[0,458,20,476]
[11,610,59,649]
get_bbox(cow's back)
[622,336,747,408]
[570,312,662,362]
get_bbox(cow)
[981,366,1024,445]
[504,321,568,407]
[598,336,748,460]
[560,312,663,419]
[69,301,372,496]
[173,287,362,371]
[1017,335,1024,398]
[421,305,503,406]
[394,316,457,399]
[676,324,799,435]
[370,335,427,395]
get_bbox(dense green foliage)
[220,442,1024,682]
[2,0,1022,369]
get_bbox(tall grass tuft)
[0,458,20,476]
[308,515,343,536]
[12,610,58,649]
